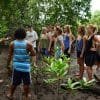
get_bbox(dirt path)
[0,48,100,100]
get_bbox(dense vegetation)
[0,0,92,37]
[89,11,100,28]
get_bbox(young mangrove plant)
[61,77,95,91]
[44,56,70,94]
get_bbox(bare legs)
[7,85,30,99]
[87,66,93,80]
[77,58,84,79]
[7,85,16,99]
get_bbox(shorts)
[97,53,100,62]
[12,69,31,86]
[34,47,37,53]
[85,51,97,66]
[41,48,49,56]
[77,51,84,58]
[77,51,81,58]
[64,48,70,58]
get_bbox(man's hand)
[80,54,83,58]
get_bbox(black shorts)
[85,51,97,66]
[12,69,31,86]
[77,51,81,58]
[34,47,37,53]
[97,53,100,62]
[64,48,70,58]
[77,51,84,58]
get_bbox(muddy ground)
[0,47,100,100]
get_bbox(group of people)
[0,24,99,99]
[76,25,100,80]
[26,25,100,81]
[26,25,75,58]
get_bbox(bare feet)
[23,94,32,100]
[6,94,13,100]
[0,79,3,83]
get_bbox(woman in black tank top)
[85,25,100,80]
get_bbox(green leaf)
[44,78,58,84]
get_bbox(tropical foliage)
[0,0,91,37]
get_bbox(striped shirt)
[13,40,30,72]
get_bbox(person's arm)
[32,31,38,42]
[68,34,74,53]
[27,42,36,64]
[35,31,38,40]
[6,42,14,69]
[80,36,87,58]
[48,36,53,52]
[38,39,41,52]
[27,42,35,56]
[94,35,100,43]
[59,36,65,52]
[61,41,65,52]
[71,34,75,43]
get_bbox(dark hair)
[78,25,85,36]
[14,28,26,39]
[27,25,32,28]
[56,27,62,35]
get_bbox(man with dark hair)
[6,28,35,99]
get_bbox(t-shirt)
[26,30,38,48]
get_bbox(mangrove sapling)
[61,78,81,91]
[43,57,55,65]
[79,77,95,89]
[44,57,70,94]
[78,77,100,95]
[61,77,95,92]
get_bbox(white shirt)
[58,35,63,42]
[26,30,38,48]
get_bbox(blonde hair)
[86,24,97,37]
[64,25,75,41]
[64,25,71,34]
[41,27,47,34]
[89,24,97,33]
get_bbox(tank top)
[13,40,30,72]
[76,39,83,52]
[40,34,49,49]
[63,34,70,49]
[85,35,95,52]
[55,35,63,50]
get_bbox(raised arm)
[7,42,14,69]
